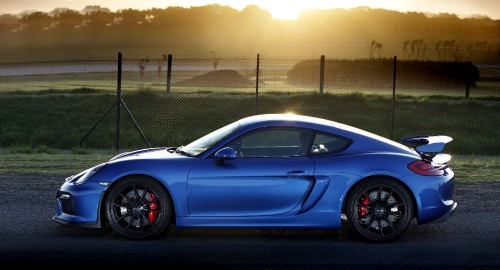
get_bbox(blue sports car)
[54,114,456,242]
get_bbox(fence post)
[255,53,260,114]
[465,61,471,99]
[166,54,172,94]
[465,79,470,98]
[116,52,122,152]
[319,55,325,94]
[391,56,397,140]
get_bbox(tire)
[105,176,172,239]
[346,177,414,242]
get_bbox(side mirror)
[214,147,236,164]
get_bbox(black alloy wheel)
[105,176,172,239]
[346,177,414,242]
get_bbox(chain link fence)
[0,54,498,154]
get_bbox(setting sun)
[260,2,305,20]
[256,0,366,20]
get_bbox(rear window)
[310,133,351,155]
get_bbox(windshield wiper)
[166,146,178,153]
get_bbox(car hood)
[109,147,182,161]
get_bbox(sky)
[1,0,499,20]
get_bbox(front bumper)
[53,181,108,228]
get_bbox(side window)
[310,133,351,155]
[227,128,313,158]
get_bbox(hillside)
[0,6,499,61]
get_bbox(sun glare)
[261,2,305,20]
[256,0,372,20]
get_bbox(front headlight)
[73,163,107,185]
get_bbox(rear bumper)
[427,201,457,224]
[402,168,457,224]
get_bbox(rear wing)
[401,135,452,164]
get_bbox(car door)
[187,128,315,217]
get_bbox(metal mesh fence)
[0,55,498,154]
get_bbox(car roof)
[237,114,364,135]
[235,114,414,155]
[238,114,335,128]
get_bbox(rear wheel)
[105,176,172,239]
[346,177,413,242]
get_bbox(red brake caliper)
[148,193,159,223]
[358,195,370,217]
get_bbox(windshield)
[179,121,240,156]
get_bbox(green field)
[0,90,498,154]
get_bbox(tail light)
[408,160,446,176]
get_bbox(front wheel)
[346,178,414,242]
[105,176,172,239]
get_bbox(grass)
[0,149,497,183]
[451,155,500,183]
[0,149,114,175]
[0,91,498,154]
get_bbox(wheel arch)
[341,175,418,220]
[98,174,176,227]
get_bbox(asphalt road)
[0,173,498,269]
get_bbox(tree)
[117,8,145,26]
[241,5,272,23]
[82,5,111,14]
[368,40,383,59]
[19,12,51,31]
[0,14,20,24]
[54,9,83,30]
[84,10,113,28]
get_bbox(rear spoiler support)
[401,135,453,163]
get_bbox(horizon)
[0,0,499,20]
